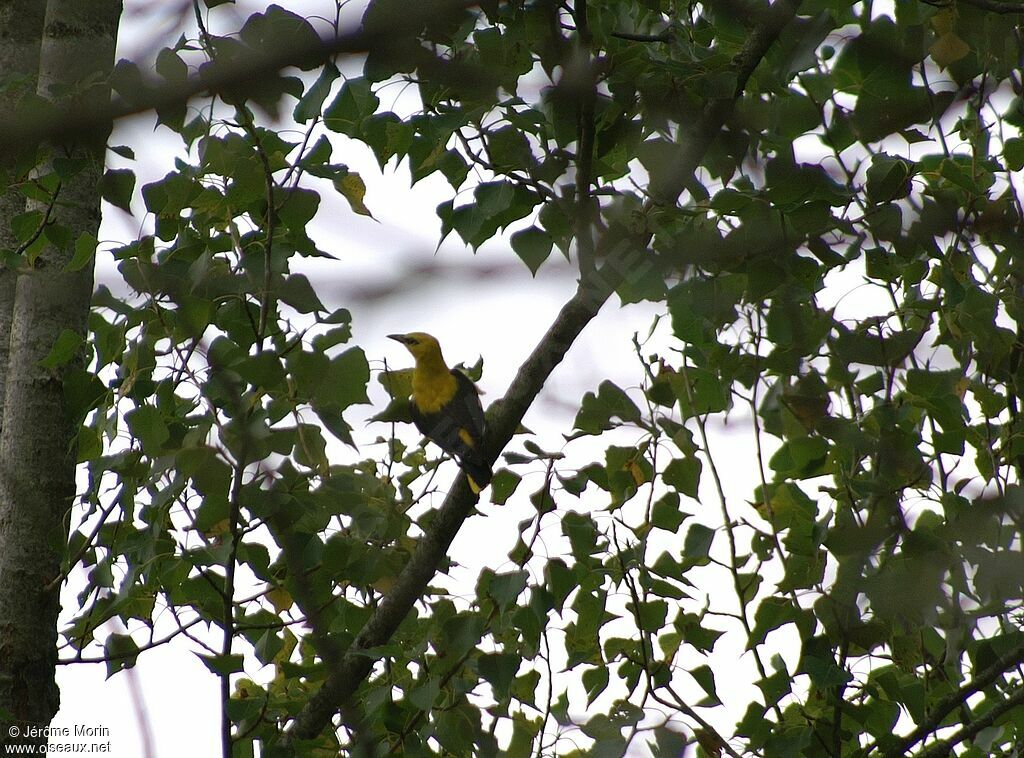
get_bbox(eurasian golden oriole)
[388,332,492,491]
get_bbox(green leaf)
[670,369,730,417]
[479,653,520,702]
[177,447,231,499]
[769,436,829,479]
[99,168,136,213]
[765,158,851,208]
[63,368,106,423]
[440,181,539,249]
[319,347,370,409]
[1004,137,1024,171]
[487,570,528,609]
[126,406,169,454]
[324,77,379,137]
[510,226,552,275]
[545,559,575,612]
[39,329,83,369]
[865,153,913,203]
[574,381,642,434]
[278,273,325,314]
[511,671,541,709]
[690,664,722,706]
[668,276,746,344]
[277,188,320,232]
[832,323,924,367]
[651,492,688,532]
[750,596,805,647]
[563,511,600,559]
[407,678,441,711]
[104,633,140,678]
[488,126,534,169]
[756,659,792,706]
[682,523,714,566]
[294,60,340,123]
[239,5,320,71]
[197,653,245,676]
[662,456,701,499]
[582,666,609,706]
[67,232,99,273]
[930,31,970,68]
[490,469,522,505]
[11,210,42,243]
[532,485,557,514]
[653,726,690,757]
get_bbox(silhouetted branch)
[879,638,1024,757]
[0,0,481,152]
[954,0,1024,13]
[915,685,1024,758]
[610,30,672,42]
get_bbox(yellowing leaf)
[627,459,647,486]
[205,519,231,539]
[334,171,374,217]
[930,7,957,35]
[930,32,970,68]
[233,678,260,699]
[694,728,725,757]
[267,586,293,614]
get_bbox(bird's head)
[388,332,443,363]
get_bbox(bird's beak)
[387,333,408,344]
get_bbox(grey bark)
[0,1,46,431]
[0,0,121,748]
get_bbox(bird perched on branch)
[388,332,492,492]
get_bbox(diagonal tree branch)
[284,267,621,743]
[282,0,805,744]
[914,684,1024,757]
[957,0,1024,13]
[878,638,1024,757]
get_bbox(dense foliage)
[28,0,1024,754]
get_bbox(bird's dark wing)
[408,370,490,486]
[452,370,485,436]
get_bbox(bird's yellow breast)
[412,369,458,414]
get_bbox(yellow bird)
[388,332,492,492]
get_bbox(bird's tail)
[459,456,493,494]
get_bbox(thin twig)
[609,30,672,43]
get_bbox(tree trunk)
[0,2,45,429]
[0,0,121,747]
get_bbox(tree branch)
[609,30,672,43]
[653,0,802,206]
[879,638,1024,756]
[914,684,1024,757]
[957,0,1024,14]
[283,267,620,743]
[0,0,482,153]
